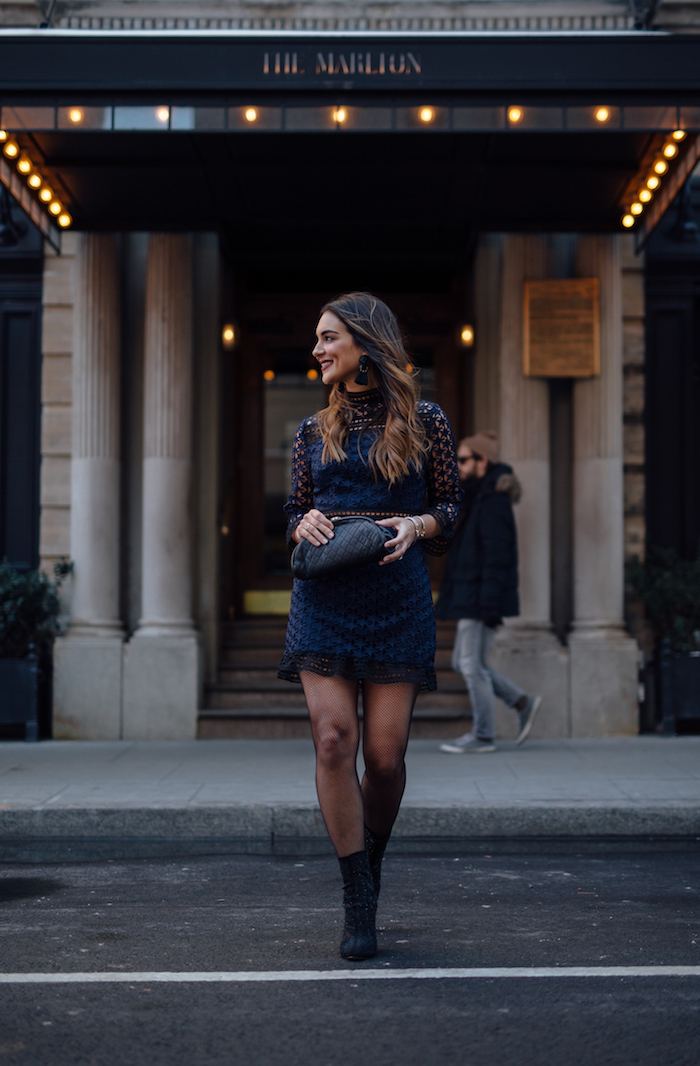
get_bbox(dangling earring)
[354,353,369,386]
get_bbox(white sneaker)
[515,695,542,745]
[439,733,497,754]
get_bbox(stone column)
[569,235,638,735]
[53,234,124,740]
[488,235,569,739]
[122,234,199,740]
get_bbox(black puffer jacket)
[435,462,521,621]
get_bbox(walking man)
[436,431,541,753]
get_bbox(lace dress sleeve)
[284,418,314,552]
[420,403,462,556]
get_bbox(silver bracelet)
[409,515,426,539]
[407,516,421,539]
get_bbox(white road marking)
[0,967,699,984]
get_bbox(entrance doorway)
[223,271,472,618]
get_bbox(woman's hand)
[294,509,334,547]
[375,517,416,565]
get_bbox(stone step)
[212,668,467,691]
[197,706,472,740]
[219,647,459,668]
[204,688,469,712]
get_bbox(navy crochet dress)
[278,389,461,691]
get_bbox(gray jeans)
[452,619,527,742]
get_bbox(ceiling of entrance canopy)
[2,31,700,266]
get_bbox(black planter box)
[0,656,39,741]
[660,644,700,734]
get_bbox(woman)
[279,292,460,960]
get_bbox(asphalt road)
[1,845,699,1065]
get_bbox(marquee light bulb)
[3,139,19,158]
[663,142,679,159]
[405,363,414,373]
[263,369,275,381]
[27,172,42,189]
[306,368,319,380]
[630,202,643,215]
[156,106,170,123]
[48,200,62,216]
[419,107,434,123]
[16,155,32,174]
[621,214,635,228]
[595,107,610,123]
[508,106,523,124]
[222,324,235,349]
[38,185,53,202]
[672,129,687,141]
[460,325,475,347]
[245,108,257,122]
[654,159,669,175]
[57,212,72,228]
[639,188,652,203]
[69,108,83,124]
[646,175,660,190]
[0,130,7,142]
[333,108,347,123]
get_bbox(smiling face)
[312,310,368,390]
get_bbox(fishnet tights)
[301,672,419,857]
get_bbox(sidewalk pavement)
[1,736,699,861]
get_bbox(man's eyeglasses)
[457,453,481,464]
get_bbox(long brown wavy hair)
[315,292,428,486]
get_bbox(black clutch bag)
[291,515,395,580]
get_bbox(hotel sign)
[523,279,600,378]
[263,51,421,76]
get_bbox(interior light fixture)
[38,185,53,203]
[222,324,235,349]
[594,107,610,123]
[460,325,475,347]
[419,107,434,123]
[639,188,653,203]
[333,108,347,123]
[156,107,170,123]
[69,108,83,124]
[507,106,523,124]
[653,159,669,175]
[263,369,275,381]
[646,175,661,190]
[663,142,679,159]
[27,172,42,189]
[16,155,32,175]
[48,200,62,216]
[621,214,635,228]
[672,129,687,141]
[630,202,644,215]
[57,212,72,228]
[244,107,258,122]
[3,139,19,159]
[306,368,319,381]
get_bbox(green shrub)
[628,546,700,653]
[0,559,72,659]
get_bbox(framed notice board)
[523,278,600,378]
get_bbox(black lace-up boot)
[364,825,391,899]
[338,851,377,960]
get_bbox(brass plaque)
[523,278,600,378]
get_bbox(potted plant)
[628,546,700,734]
[0,559,71,741]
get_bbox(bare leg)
[361,681,419,838]
[300,671,364,858]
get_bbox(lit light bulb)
[263,369,275,381]
[16,155,32,174]
[419,107,434,123]
[333,108,347,123]
[672,129,687,141]
[39,186,53,203]
[460,325,475,347]
[222,325,235,349]
[27,172,42,189]
[48,200,62,216]
[405,363,413,373]
[639,188,652,203]
[156,106,170,123]
[3,139,19,159]
[245,108,257,122]
[663,142,679,159]
[595,107,610,123]
[621,214,635,228]
[57,212,72,228]
[306,368,319,381]
[630,202,643,215]
[507,106,523,124]
[646,175,660,190]
[69,108,83,124]
[654,159,669,175]
[0,130,6,142]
